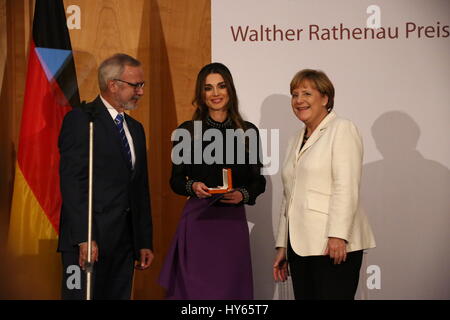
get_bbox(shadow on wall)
[246,93,300,299]
[133,0,181,300]
[72,50,98,102]
[360,111,450,299]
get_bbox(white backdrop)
[212,0,450,299]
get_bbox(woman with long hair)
[159,62,266,299]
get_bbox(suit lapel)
[291,128,305,163]
[297,111,337,160]
[124,113,140,172]
[94,97,132,169]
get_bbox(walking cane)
[85,120,94,300]
[81,101,97,300]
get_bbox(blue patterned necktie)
[114,113,132,168]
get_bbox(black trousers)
[61,249,134,300]
[61,211,135,300]
[287,240,363,300]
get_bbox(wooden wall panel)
[0,0,34,298]
[0,0,33,229]
[66,0,149,103]
[133,0,211,300]
[0,0,8,298]
[0,0,211,299]
[157,0,211,122]
[0,0,7,92]
[0,0,7,248]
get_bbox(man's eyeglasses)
[114,79,145,89]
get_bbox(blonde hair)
[290,69,335,111]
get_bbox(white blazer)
[276,111,376,256]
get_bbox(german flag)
[7,0,79,299]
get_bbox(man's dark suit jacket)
[57,96,153,259]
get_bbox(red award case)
[208,168,233,194]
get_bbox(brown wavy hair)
[192,62,246,129]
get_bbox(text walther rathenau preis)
[230,22,449,42]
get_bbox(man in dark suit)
[58,53,153,299]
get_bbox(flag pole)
[86,121,94,300]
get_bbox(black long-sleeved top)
[170,116,266,205]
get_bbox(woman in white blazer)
[273,69,376,300]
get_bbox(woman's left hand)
[220,190,243,204]
[324,237,347,265]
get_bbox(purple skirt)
[159,196,253,300]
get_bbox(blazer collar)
[94,96,135,171]
[296,110,337,159]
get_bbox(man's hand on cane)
[78,241,99,270]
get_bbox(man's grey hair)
[98,53,141,92]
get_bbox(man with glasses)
[58,53,153,299]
